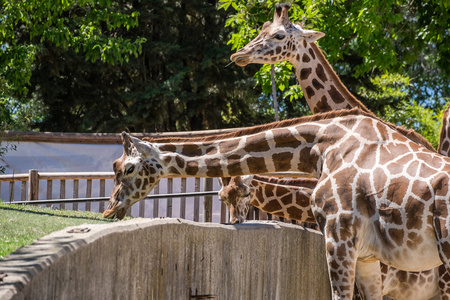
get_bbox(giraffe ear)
[129,136,153,158]
[218,177,231,187]
[298,28,325,43]
[121,132,133,156]
[242,175,253,186]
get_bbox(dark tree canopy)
[8,0,268,133]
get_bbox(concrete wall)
[0,219,331,300]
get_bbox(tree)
[0,0,146,130]
[3,0,270,133]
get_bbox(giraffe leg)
[434,203,450,300]
[438,264,450,300]
[355,261,382,300]
[324,238,357,300]
[434,211,450,300]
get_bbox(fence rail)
[0,169,304,224]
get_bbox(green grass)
[0,202,130,259]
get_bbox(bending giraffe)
[104,108,450,299]
[218,174,442,300]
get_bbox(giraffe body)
[104,108,450,299]
[228,4,446,298]
[219,174,441,299]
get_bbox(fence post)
[28,169,39,201]
[203,178,213,222]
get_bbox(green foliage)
[2,0,448,136]
[0,0,146,126]
[6,0,267,132]
[384,101,444,150]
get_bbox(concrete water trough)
[0,218,330,299]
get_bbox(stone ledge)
[0,218,330,300]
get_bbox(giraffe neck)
[248,176,316,222]
[152,122,325,178]
[438,105,450,156]
[292,42,371,114]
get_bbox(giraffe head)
[230,3,324,67]
[103,132,163,219]
[218,176,253,224]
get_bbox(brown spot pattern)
[244,133,270,153]
[205,158,223,177]
[300,68,312,80]
[247,157,268,173]
[227,155,243,175]
[181,145,202,157]
[302,53,310,63]
[175,156,185,168]
[272,152,294,171]
[185,161,199,175]
[308,48,316,59]
[159,144,176,152]
[219,140,240,154]
[315,96,332,113]
[312,78,324,90]
[328,85,345,103]
[305,86,315,98]
[168,166,181,175]
[316,64,328,82]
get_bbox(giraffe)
[218,174,442,300]
[229,4,447,298]
[229,3,372,115]
[103,108,450,299]
[439,105,450,156]
[229,3,436,153]
[217,175,317,225]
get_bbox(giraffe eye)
[126,165,135,175]
[274,33,285,40]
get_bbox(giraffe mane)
[143,108,366,143]
[252,175,318,188]
[142,107,435,152]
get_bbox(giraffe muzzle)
[230,53,250,67]
[102,200,127,220]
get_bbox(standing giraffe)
[104,108,450,299]
[229,3,436,153]
[218,174,441,300]
[229,4,446,298]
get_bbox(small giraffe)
[218,175,317,225]
[104,108,450,299]
[230,3,436,153]
[218,174,441,300]
[439,105,450,156]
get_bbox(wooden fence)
[0,170,227,222]
[0,169,295,224]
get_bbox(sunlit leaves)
[0,0,146,98]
